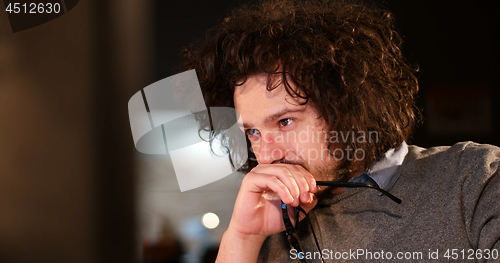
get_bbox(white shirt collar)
[367,141,408,190]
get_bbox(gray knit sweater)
[258,142,500,262]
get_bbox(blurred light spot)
[202,212,219,229]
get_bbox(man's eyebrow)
[243,108,306,129]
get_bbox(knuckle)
[241,172,258,184]
[240,175,251,186]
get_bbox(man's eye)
[245,129,259,136]
[279,118,293,127]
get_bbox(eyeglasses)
[281,172,402,263]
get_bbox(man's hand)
[216,164,318,263]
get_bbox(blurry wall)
[0,0,152,262]
[0,1,95,262]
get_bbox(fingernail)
[302,193,309,202]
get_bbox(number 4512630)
[5,3,61,14]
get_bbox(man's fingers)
[250,165,302,205]
[295,164,317,194]
[286,165,312,204]
[285,193,318,225]
[300,193,317,211]
[245,173,295,204]
[246,164,318,206]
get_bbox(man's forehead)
[234,79,293,127]
[234,74,281,98]
[233,74,305,108]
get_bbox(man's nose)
[255,132,286,164]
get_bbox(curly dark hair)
[180,0,419,178]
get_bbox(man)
[181,0,500,262]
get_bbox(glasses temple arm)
[315,181,402,204]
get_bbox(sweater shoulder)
[398,141,500,200]
[406,141,500,171]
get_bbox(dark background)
[0,0,498,262]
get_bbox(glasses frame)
[281,174,401,263]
